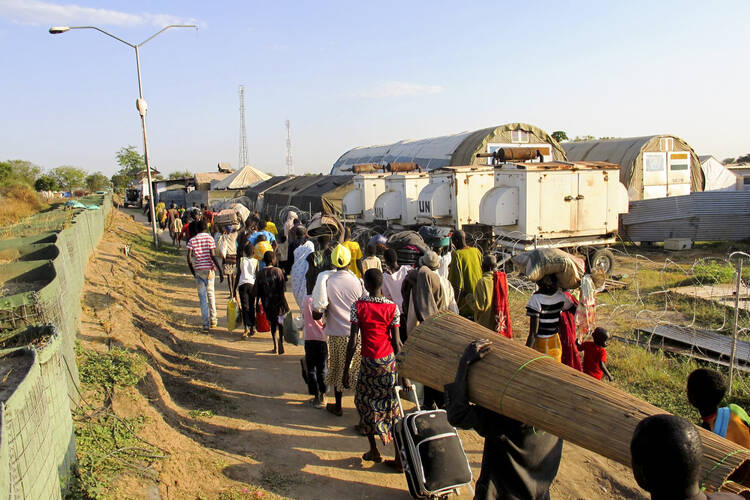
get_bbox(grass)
[78,346,147,395]
[0,184,46,225]
[69,346,160,499]
[189,409,216,419]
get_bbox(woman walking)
[235,244,258,339]
[343,268,402,467]
[217,224,240,298]
[254,251,290,354]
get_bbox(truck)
[123,188,142,208]
[479,160,630,275]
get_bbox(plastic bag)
[227,299,238,332]
[256,305,270,333]
[283,313,304,346]
[512,248,585,289]
[575,274,596,342]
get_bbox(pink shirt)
[303,295,326,342]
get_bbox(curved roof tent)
[563,136,704,201]
[331,123,567,175]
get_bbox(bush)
[692,260,736,284]
[0,184,46,224]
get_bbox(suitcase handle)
[394,384,420,416]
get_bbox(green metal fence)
[0,194,111,498]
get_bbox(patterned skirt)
[354,353,400,445]
[326,335,361,392]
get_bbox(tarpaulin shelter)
[699,155,738,192]
[563,136,704,201]
[292,176,354,216]
[261,176,325,219]
[213,165,270,190]
[244,175,293,211]
[331,123,566,175]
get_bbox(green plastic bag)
[227,298,238,332]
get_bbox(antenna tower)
[238,85,249,169]
[285,119,294,175]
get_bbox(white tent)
[213,165,270,190]
[699,155,738,191]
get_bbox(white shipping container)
[479,161,629,244]
[373,172,431,226]
[342,173,389,223]
[417,166,495,229]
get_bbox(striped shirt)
[526,290,574,337]
[187,233,216,271]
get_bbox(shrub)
[0,184,46,224]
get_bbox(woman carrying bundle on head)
[525,273,576,363]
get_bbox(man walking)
[187,219,224,332]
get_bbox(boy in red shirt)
[579,327,613,381]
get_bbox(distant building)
[564,135,704,200]
[330,123,566,175]
[699,155,738,191]
[727,164,750,191]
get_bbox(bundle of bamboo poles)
[398,312,750,495]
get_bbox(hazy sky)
[1,0,748,177]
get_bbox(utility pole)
[285,119,294,175]
[239,85,249,169]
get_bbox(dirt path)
[78,209,646,499]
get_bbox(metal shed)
[563,135,704,201]
[292,176,354,216]
[244,175,293,211]
[261,176,326,219]
[331,123,566,175]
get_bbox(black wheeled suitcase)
[393,385,473,499]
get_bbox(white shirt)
[382,265,411,312]
[438,252,452,280]
[237,256,259,286]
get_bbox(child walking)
[343,269,401,467]
[578,327,613,381]
[235,244,258,339]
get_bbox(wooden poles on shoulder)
[397,312,750,496]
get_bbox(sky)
[0,0,748,178]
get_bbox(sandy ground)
[77,208,647,499]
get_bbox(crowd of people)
[170,204,749,499]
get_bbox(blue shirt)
[249,230,276,245]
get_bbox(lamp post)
[49,24,197,249]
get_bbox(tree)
[723,158,736,165]
[168,170,192,180]
[551,131,568,143]
[737,153,750,164]
[52,166,87,193]
[572,135,596,142]
[0,159,42,187]
[85,172,111,192]
[111,145,146,192]
[34,175,59,191]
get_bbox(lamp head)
[49,26,70,34]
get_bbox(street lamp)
[49,24,197,248]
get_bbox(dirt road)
[78,209,646,499]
